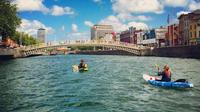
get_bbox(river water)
[0,55,200,112]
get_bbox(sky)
[12,0,200,42]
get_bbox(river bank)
[152,45,200,59]
[0,48,23,60]
[71,45,200,59]
[1,45,200,60]
[72,50,136,56]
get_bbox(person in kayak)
[78,59,87,69]
[156,65,172,82]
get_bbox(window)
[194,32,196,38]
[190,32,192,38]
[190,25,192,30]
[199,31,200,37]
[194,25,197,30]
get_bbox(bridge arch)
[21,40,151,57]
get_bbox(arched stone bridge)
[21,40,151,57]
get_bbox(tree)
[0,0,21,40]
[13,31,39,46]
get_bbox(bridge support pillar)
[102,46,105,50]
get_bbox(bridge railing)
[23,40,150,51]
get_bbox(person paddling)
[78,59,87,69]
[156,65,172,82]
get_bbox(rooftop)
[38,28,45,30]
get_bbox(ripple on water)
[0,55,200,112]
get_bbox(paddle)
[150,64,160,75]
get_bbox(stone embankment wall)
[152,45,200,59]
[0,48,24,60]
[73,50,136,56]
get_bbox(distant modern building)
[37,28,46,43]
[91,25,114,40]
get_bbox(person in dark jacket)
[157,65,172,82]
[78,59,86,69]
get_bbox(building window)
[199,31,200,38]
[194,25,197,30]
[194,32,196,38]
[190,25,192,30]
[190,32,192,38]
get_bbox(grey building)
[37,28,46,43]
[91,25,113,40]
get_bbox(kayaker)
[157,65,172,82]
[78,59,86,69]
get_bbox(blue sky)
[13,0,200,42]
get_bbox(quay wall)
[1,45,200,59]
[72,50,136,56]
[152,45,200,59]
[0,48,24,60]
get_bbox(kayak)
[143,74,193,88]
[72,65,88,72]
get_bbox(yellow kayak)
[72,64,88,72]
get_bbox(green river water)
[0,55,200,112]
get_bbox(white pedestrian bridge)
[20,40,151,57]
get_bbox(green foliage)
[13,31,39,46]
[78,46,94,50]
[0,0,21,39]
[70,46,95,51]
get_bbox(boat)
[143,74,193,88]
[72,64,88,72]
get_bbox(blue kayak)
[143,74,193,88]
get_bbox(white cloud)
[176,11,190,17]
[17,19,54,36]
[163,0,189,7]
[99,15,127,32]
[12,0,75,16]
[112,0,164,14]
[84,21,94,27]
[188,0,200,11]
[71,24,78,32]
[99,15,148,32]
[117,13,151,22]
[67,32,90,40]
[12,0,49,13]
[51,5,74,16]
[127,22,148,30]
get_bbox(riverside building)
[91,25,114,41]
[166,24,179,46]
[178,9,200,45]
[120,27,137,44]
[155,26,167,47]
[188,10,200,45]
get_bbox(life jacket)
[164,70,171,78]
